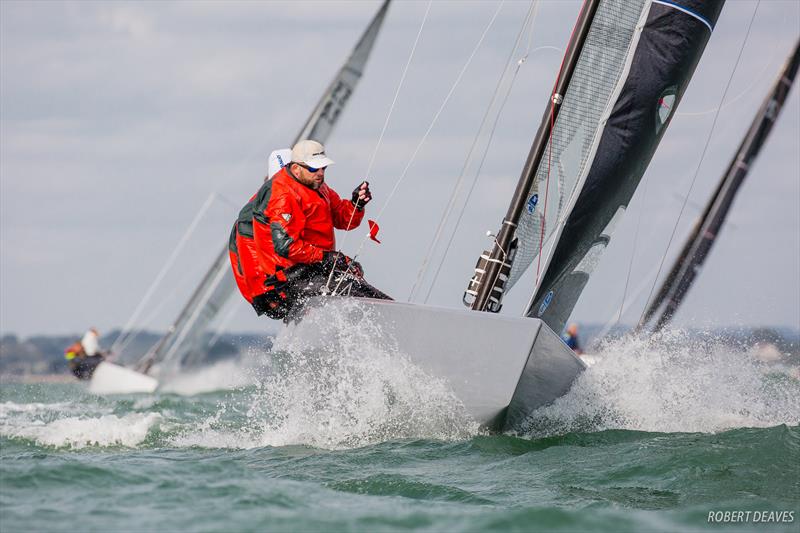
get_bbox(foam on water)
[1,397,160,448]
[523,329,800,437]
[160,359,255,396]
[168,403,253,449]
[174,300,480,450]
[257,301,479,449]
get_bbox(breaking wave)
[174,300,480,450]
[522,329,800,437]
[0,399,160,449]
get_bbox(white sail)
[143,1,391,376]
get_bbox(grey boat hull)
[285,297,586,432]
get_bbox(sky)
[1,0,798,338]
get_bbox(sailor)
[229,148,292,309]
[64,327,107,380]
[561,323,583,354]
[229,140,390,320]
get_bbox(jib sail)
[466,0,725,337]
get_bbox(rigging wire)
[637,0,762,329]
[113,257,213,358]
[325,0,434,291]
[157,264,230,372]
[611,171,652,332]
[206,301,242,351]
[333,0,507,295]
[407,0,540,302]
[414,3,548,303]
[676,16,786,118]
[364,1,433,184]
[424,47,564,305]
[425,46,563,303]
[110,192,219,357]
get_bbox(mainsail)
[139,0,390,375]
[466,0,725,337]
[637,39,800,333]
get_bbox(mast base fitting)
[463,250,512,313]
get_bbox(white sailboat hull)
[88,362,158,395]
[287,297,586,431]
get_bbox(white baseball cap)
[291,139,335,169]
[268,148,292,179]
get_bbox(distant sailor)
[64,327,107,380]
[561,323,583,354]
[229,140,390,320]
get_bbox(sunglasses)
[298,163,323,173]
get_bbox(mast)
[638,39,800,333]
[464,0,725,337]
[140,0,391,374]
[466,0,601,313]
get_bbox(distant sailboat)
[89,1,391,394]
[638,39,800,333]
[293,0,726,431]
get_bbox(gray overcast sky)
[1,0,798,338]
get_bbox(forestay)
[140,1,391,376]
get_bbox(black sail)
[638,39,800,333]
[524,0,725,335]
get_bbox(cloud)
[1,0,798,336]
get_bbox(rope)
[638,0,762,327]
[422,46,560,304]
[408,0,543,302]
[365,1,433,183]
[374,1,506,224]
[325,0,434,292]
[333,0,507,295]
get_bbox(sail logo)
[538,290,554,316]
[655,86,677,134]
[526,194,539,214]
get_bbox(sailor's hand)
[321,251,362,277]
[352,181,372,209]
[322,250,347,271]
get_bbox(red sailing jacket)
[253,167,363,276]
[229,223,262,304]
[228,166,363,304]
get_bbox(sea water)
[1,329,798,532]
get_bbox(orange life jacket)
[64,341,84,360]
